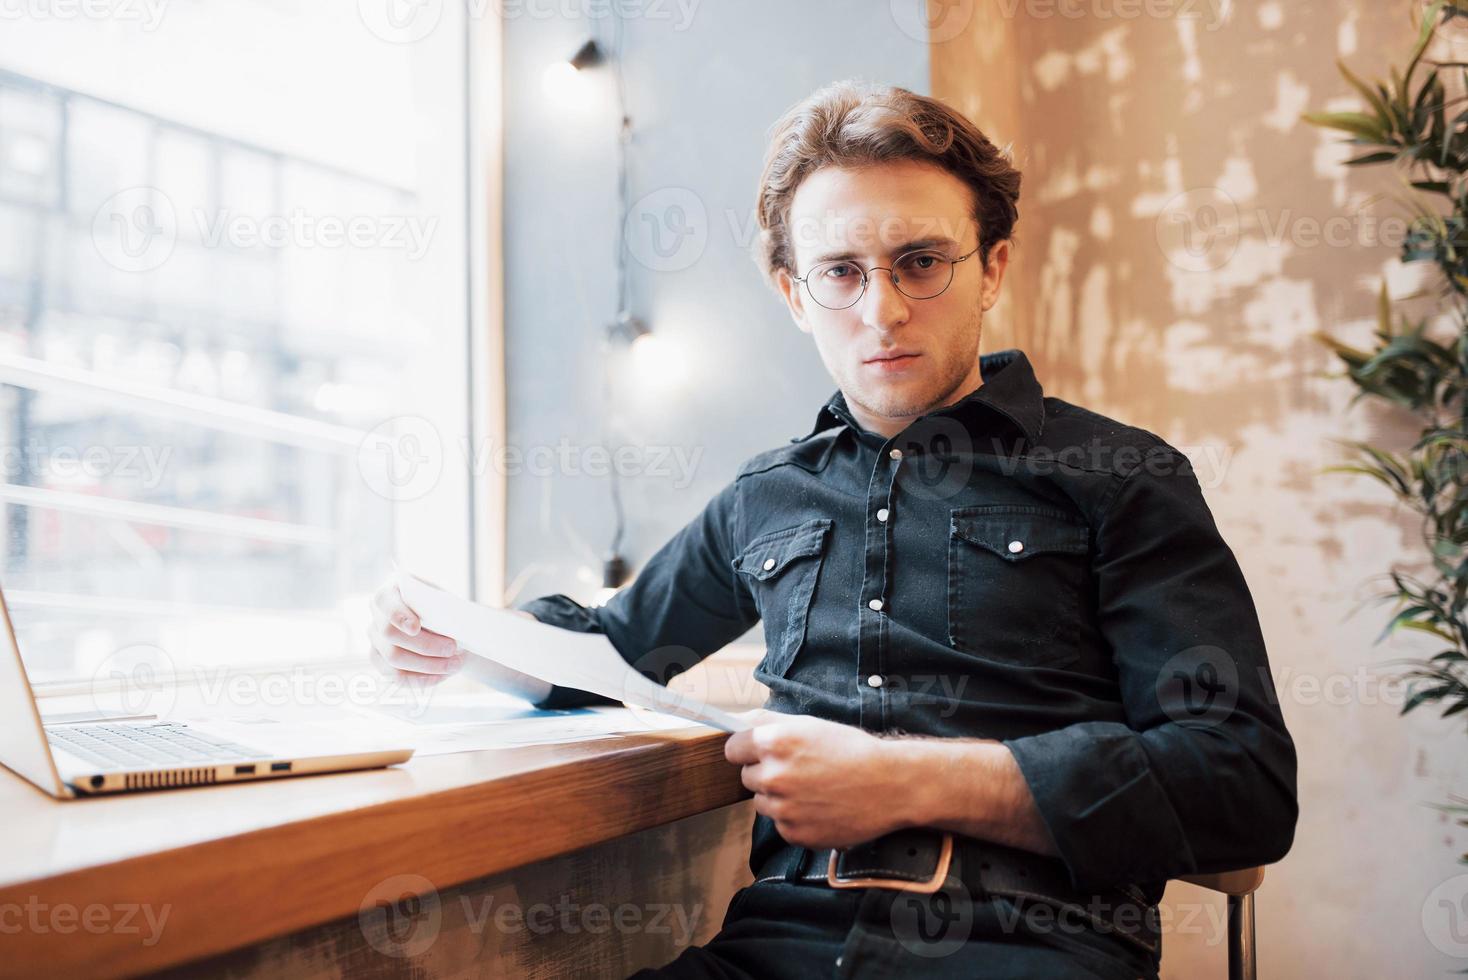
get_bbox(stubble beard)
[842,307,982,424]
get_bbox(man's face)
[775,159,1009,433]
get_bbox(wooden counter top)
[0,723,750,978]
[1,644,771,979]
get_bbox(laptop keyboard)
[47,722,271,770]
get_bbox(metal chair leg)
[1227,891,1256,980]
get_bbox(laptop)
[0,585,414,798]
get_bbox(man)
[369,80,1297,978]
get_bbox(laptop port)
[90,775,103,789]
[234,764,256,775]
[270,761,292,772]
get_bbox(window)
[0,4,480,685]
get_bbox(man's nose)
[860,269,909,333]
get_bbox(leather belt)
[754,828,1161,955]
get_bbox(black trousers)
[629,878,1161,980]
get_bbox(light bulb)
[629,331,681,386]
[542,60,591,107]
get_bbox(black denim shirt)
[517,348,1298,901]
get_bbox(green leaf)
[1414,430,1468,451]
[1313,330,1372,368]
[1338,57,1395,124]
[1348,151,1401,166]
[1408,2,1447,91]
[1438,79,1452,166]
[1412,67,1441,136]
[1378,604,1437,644]
[1413,179,1455,195]
[1321,464,1410,496]
[1302,110,1389,142]
[1404,685,1450,714]
[1347,440,1415,492]
[1403,620,1462,643]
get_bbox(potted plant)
[1306,0,1468,841]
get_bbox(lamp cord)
[605,8,630,567]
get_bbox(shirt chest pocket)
[733,518,832,679]
[947,505,1089,670]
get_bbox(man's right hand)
[368,581,465,685]
[367,579,549,701]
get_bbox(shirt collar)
[796,348,1046,446]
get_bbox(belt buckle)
[826,831,954,895]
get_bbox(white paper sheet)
[210,705,656,756]
[377,707,657,755]
[394,567,750,733]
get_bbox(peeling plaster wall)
[935,1,1468,976]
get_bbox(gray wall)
[502,2,930,607]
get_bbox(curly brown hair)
[753,79,1022,289]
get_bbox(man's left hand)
[723,708,910,849]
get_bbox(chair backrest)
[1178,866,1265,897]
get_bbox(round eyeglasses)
[792,244,981,311]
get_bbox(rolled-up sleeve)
[514,478,758,710]
[1001,447,1298,890]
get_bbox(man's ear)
[775,268,814,335]
[979,239,1012,314]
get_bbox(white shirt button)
[868,598,883,612]
[876,507,889,523]
[762,557,777,571]
[888,448,902,461]
[1007,540,1024,554]
[867,674,884,688]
